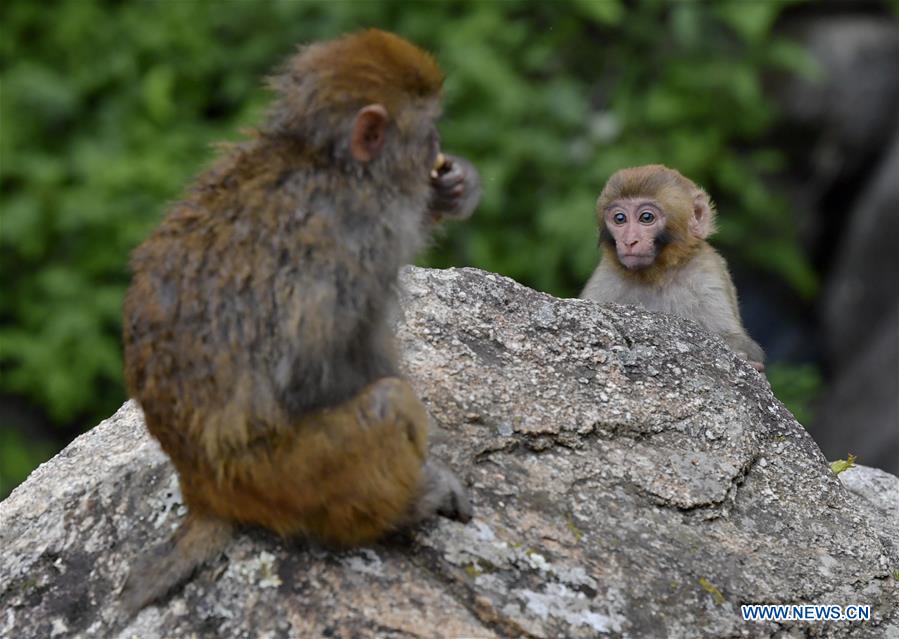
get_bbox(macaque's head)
[265,29,445,178]
[597,164,716,277]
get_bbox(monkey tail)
[119,513,233,617]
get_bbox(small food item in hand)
[431,152,448,179]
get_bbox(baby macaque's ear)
[689,190,715,239]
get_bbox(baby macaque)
[581,164,765,371]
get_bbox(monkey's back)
[122,139,419,510]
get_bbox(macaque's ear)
[350,104,389,162]
[689,191,714,239]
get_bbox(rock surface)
[1,267,897,639]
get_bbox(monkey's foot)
[408,458,473,525]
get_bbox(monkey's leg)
[297,377,430,544]
[119,514,233,616]
[209,377,471,545]
[292,377,471,544]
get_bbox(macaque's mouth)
[618,253,656,269]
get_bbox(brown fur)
[121,30,473,615]
[266,29,444,141]
[177,378,429,542]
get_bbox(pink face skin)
[604,198,667,270]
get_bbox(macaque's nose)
[626,237,639,248]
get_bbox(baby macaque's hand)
[427,153,481,222]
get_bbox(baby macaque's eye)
[639,210,655,224]
[613,212,627,224]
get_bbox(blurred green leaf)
[766,38,824,81]
[670,4,702,48]
[830,454,857,476]
[142,65,176,124]
[745,240,819,299]
[714,2,783,43]
[571,0,624,25]
[767,363,824,427]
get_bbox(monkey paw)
[427,154,481,222]
[418,458,473,524]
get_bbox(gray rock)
[1,267,897,638]
[839,464,899,562]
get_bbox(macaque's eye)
[612,212,627,225]
[639,210,655,224]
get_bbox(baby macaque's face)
[603,198,668,270]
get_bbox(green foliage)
[2,0,819,493]
[767,363,823,426]
[0,429,55,498]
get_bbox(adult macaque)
[121,29,477,614]
[581,164,765,371]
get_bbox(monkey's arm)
[427,154,481,222]
[579,258,620,302]
[720,327,765,372]
[703,256,766,371]
[580,271,604,301]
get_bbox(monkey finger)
[432,168,464,187]
[434,185,463,202]
[430,186,460,203]
[448,484,473,523]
